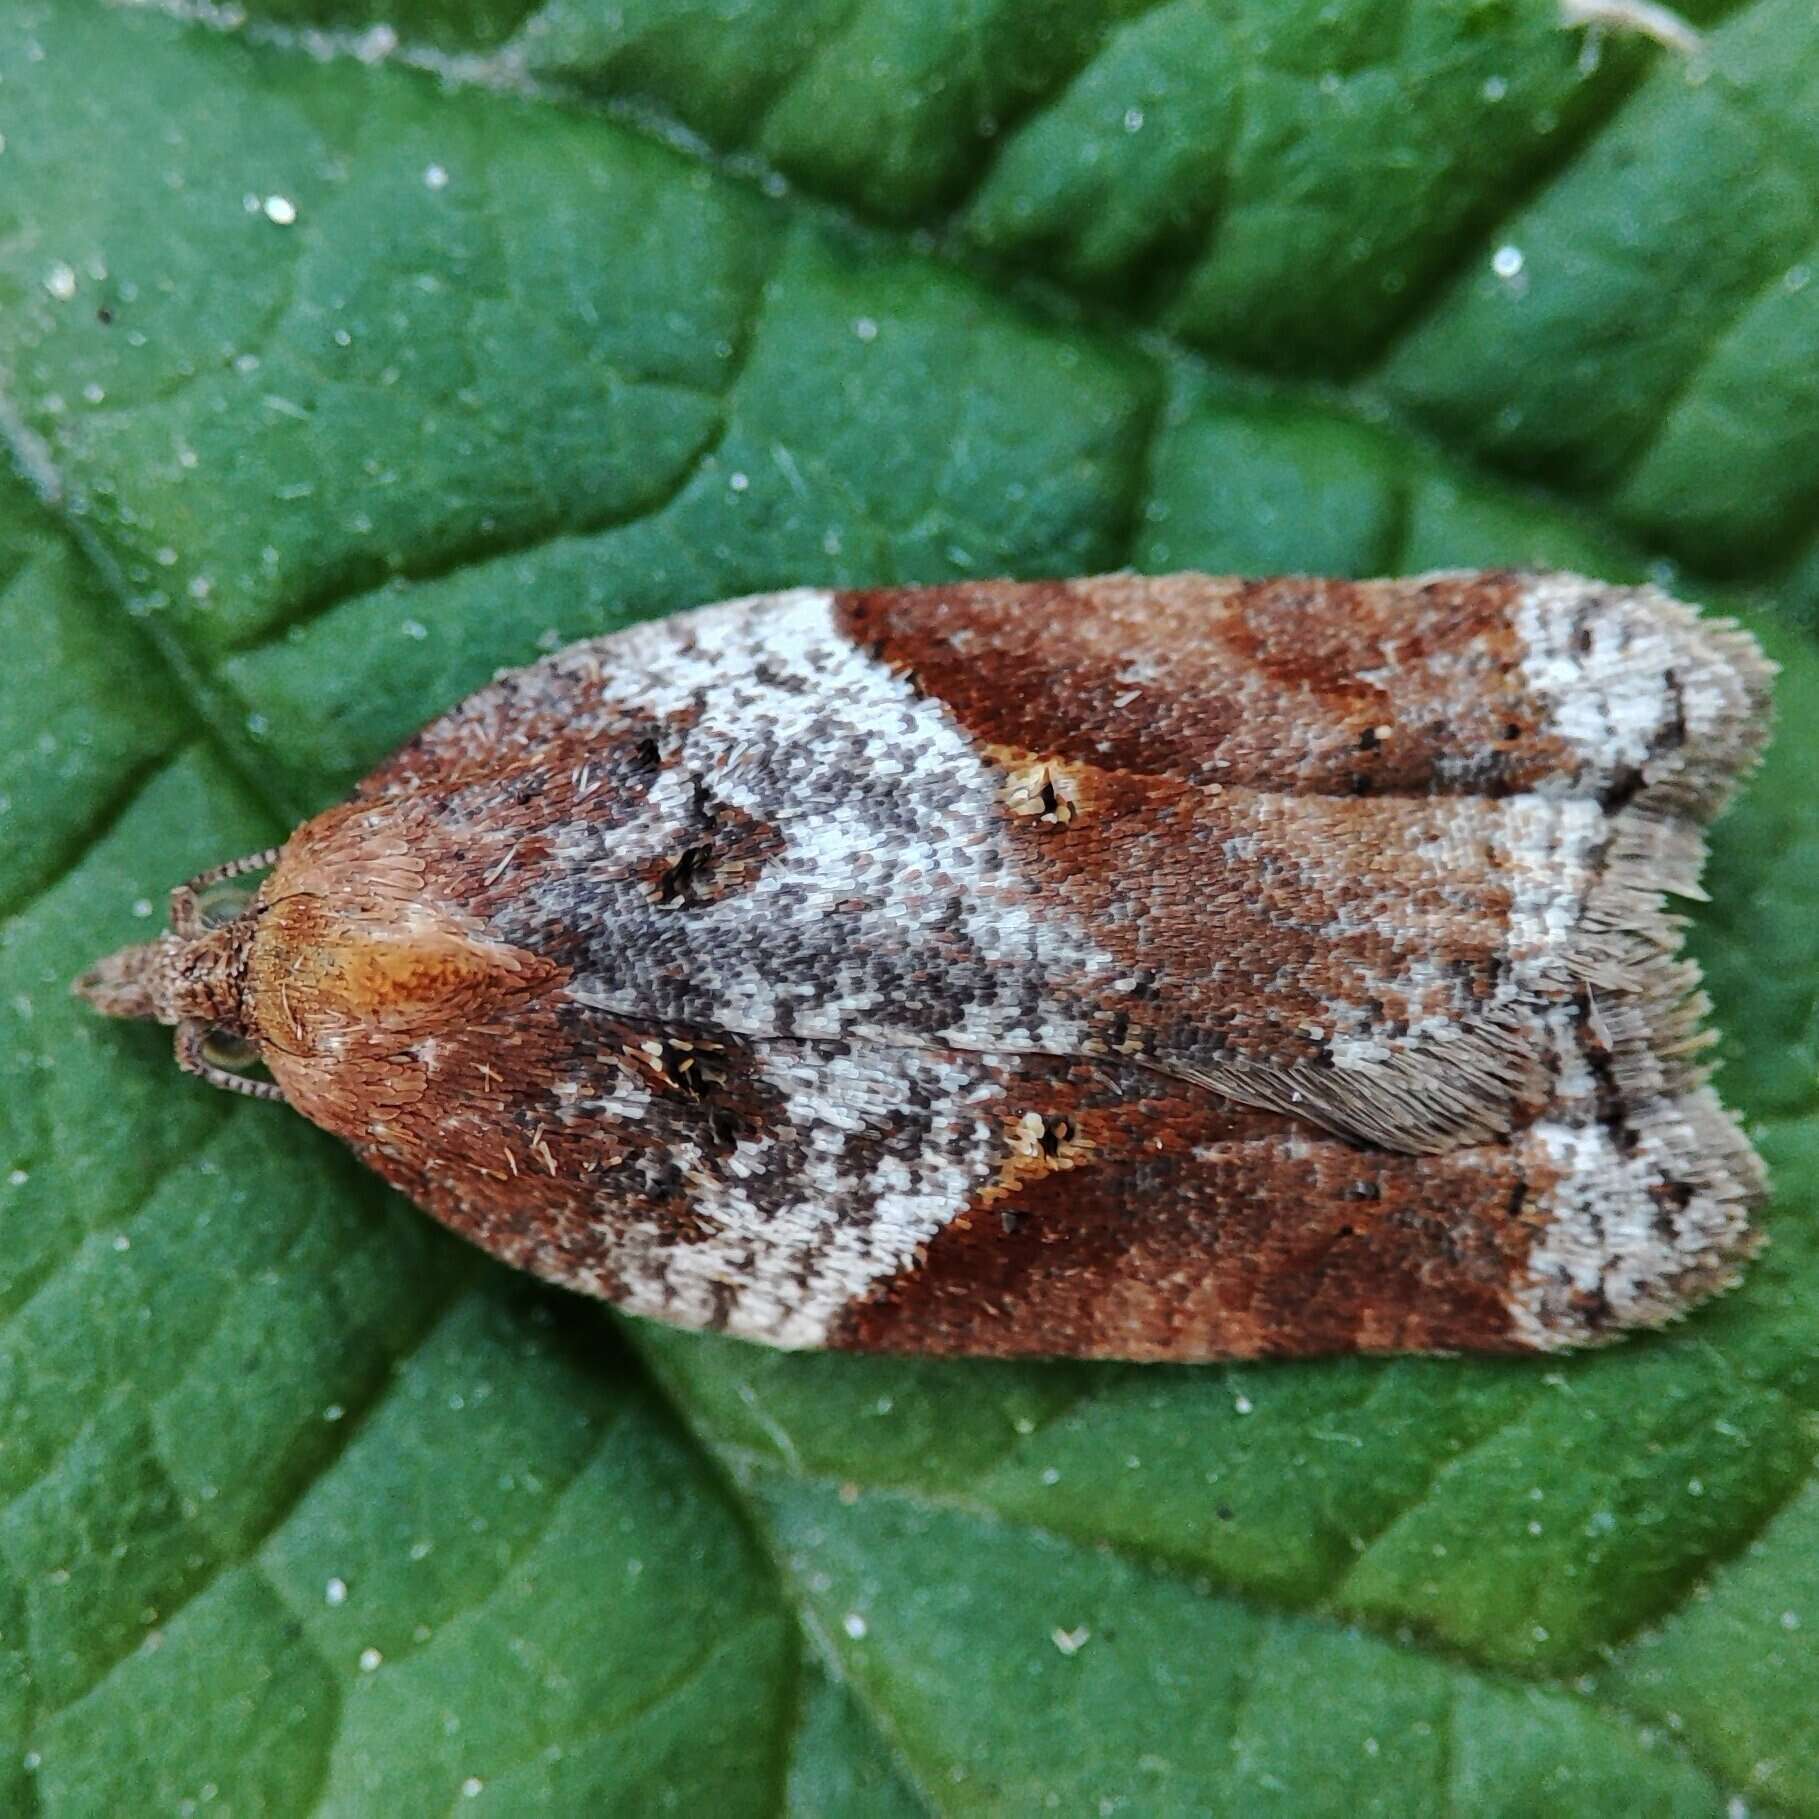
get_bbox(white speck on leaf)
[262,194,298,226]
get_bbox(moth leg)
[170,846,282,937]
[174,1019,287,1101]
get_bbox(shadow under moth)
[76,571,1774,1360]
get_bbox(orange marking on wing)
[249,895,563,1051]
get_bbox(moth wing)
[272,1001,1761,1358]
[310,575,1769,1162]
[247,564,1772,1358]
[835,570,1772,811]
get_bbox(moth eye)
[200,1029,261,1071]
[192,882,255,930]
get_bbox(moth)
[75,572,1773,1360]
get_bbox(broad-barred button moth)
[76,571,1774,1360]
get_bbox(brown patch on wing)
[352,683,702,833]
[832,1065,1546,1360]
[354,654,703,802]
[968,751,1566,1148]
[270,984,811,1305]
[835,572,1587,799]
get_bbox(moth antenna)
[171,846,282,937]
[174,1019,286,1101]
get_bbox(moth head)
[71,847,284,1099]
[72,923,253,1031]
[72,930,194,1025]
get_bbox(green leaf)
[3,0,1816,1811]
